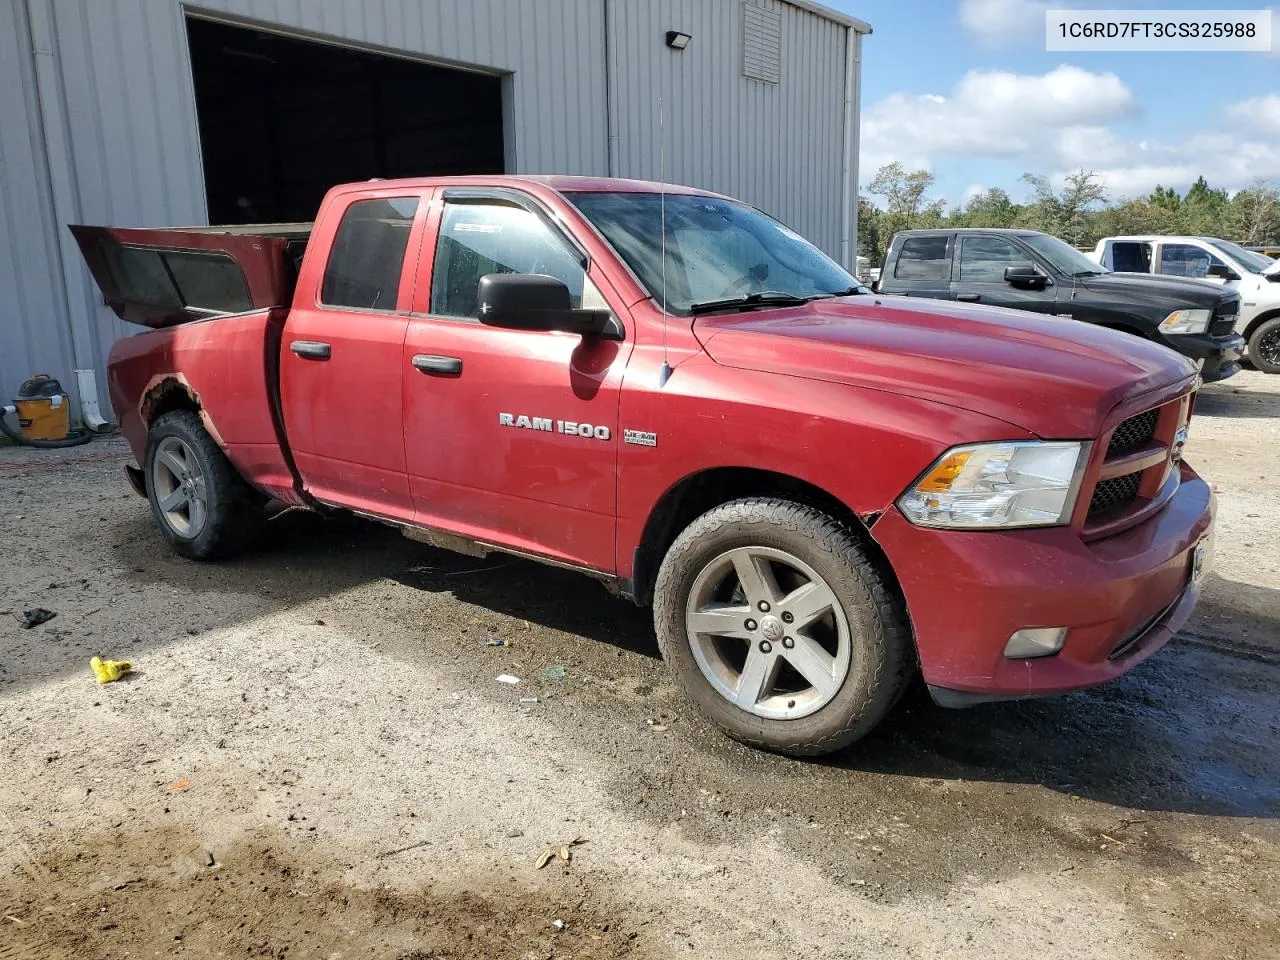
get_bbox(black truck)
[876,228,1245,382]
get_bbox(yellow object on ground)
[90,656,133,684]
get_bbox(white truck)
[1090,236,1280,373]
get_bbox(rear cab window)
[320,197,420,311]
[1106,241,1153,273]
[894,236,951,280]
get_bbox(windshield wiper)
[1071,269,1105,277]
[687,292,814,314]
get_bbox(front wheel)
[144,410,262,560]
[1248,317,1280,375]
[653,498,913,756]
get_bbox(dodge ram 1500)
[72,176,1215,755]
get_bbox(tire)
[1247,316,1280,375]
[653,498,913,756]
[144,410,262,560]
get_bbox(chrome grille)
[1089,472,1141,515]
[1106,410,1159,457]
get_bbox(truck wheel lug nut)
[745,619,757,631]
[758,601,770,612]
[781,611,794,624]
[759,641,772,653]
[783,637,794,649]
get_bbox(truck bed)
[71,223,311,328]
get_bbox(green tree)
[1226,181,1280,245]
[1017,170,1107,246]
[1149,184,1181,211]
[955,187,1020,228]
[1181,176,1229,235]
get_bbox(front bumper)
[871,463,1214,702]
[1163,331,1244,382]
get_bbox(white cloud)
[1228,94,1280,137]
[957,0,1050,47]
[861,67,1280,201]
[861,66,1139,172]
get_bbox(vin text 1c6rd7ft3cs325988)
[71,175,1213,756]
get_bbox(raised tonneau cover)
[70,224,310,328]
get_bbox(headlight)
[897,441,1088,529]
[1159,309,1211,335]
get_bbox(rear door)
[950,234,1057,313]
[1101,240,1154,273]
[400,189,632,572]
[278,187,432,520]
[884,234,953,299]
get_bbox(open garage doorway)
[186,17,506,225]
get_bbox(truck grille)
[1210,299,1240,338]
[1106,410,1158,457]
[1089,472,1141,515]
[1085,395,1189,532]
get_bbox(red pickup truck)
[72,175,1214,756]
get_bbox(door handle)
[290,340,331,360]
[956,293,981,302]
[412,354,463,376]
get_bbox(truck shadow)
[829,575,1280,819]
[62,508,1276,819]
[1194,372,1280,418]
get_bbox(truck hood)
[693,296,1196,438]
[1079,270,1228,304]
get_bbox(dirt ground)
[1,370,1277,960]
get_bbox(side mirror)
[1206,263,1238,281]
[1004,264,1049,289]
[476,273,619,339]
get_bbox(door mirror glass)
[1004,264,1048,288]
[477,273,615,337]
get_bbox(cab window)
[894,237,950,280]
[320,197,419,310]
[431,200,584,319]
[1159,243,1223,279]
[959,236,1034,281]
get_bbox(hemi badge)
[624,429,658,447]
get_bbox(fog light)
[1004,627,1068,659]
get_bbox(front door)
[951,234,1056,312]
[279,189,430,519]
[401,192,632,572]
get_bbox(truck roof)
[326,174,728,198]
[893,228,1044,237]
[1099,235,1222,243]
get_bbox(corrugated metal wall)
[609,0,849,255]
[0,0,857,419]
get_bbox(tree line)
[857,162,1280,266]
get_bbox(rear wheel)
[1248,317,1280,374]
[144,411,262,559]
[653,498,913,756]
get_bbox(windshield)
[1021,233,1109,276]
[1206,239,1273,274]
[566,192,862,313]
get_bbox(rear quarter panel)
[108,309,299,503]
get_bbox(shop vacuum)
[0,374,93,448]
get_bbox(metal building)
[0,0,868,419]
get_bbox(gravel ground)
[1,370,1277,960]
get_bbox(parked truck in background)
[1090,235,1280,374]
[876,228,1245,382]
[73,176,1214,756]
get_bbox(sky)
[825,0,1280,208]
